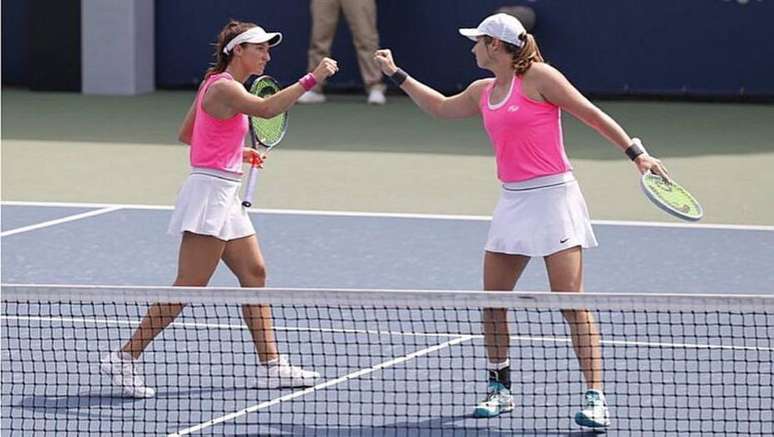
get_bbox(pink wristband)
[298,73,317,91]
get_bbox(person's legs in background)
[341,0,385,104]
[300,0,341,104]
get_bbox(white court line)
[508,335,772,353]
[168,335,475,436]
[592,219,774,231]
[4,314,771,353]
[0,206,122,237]
[2,200,172,210]
[2,200,772,231]
[0,315,461,338]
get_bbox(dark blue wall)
[2,0,28,86]
[150,0,774,97]
[4,0,774,97]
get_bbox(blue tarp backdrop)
[3,0,773,97]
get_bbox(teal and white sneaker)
[473,381,514,418]
[574,389,610,429]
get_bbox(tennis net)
[2,284,772,436]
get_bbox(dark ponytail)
[204,20,257,79]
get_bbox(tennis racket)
[640,171,703,221]
[241,75,288,208]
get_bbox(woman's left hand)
[242,148,265,167]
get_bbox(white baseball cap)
[223,26,282,54]
[458,13,526,48]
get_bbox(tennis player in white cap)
[376,12,668,430]
[100,20,338,398]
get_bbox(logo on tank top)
[507,105,520,112]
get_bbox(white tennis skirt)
[485,172,598,257]
[167,168,255,241]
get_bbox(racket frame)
[241,75,287,208]
[640,171,703,222]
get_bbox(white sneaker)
[263,356,320,388]
[367,87,386,105]
[574,389,611,429]
[99,352,155,398]
[298,90,326,104]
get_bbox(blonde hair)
[485,33,544,75]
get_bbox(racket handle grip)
[241,165,260,208]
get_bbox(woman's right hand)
[373,49,398,75]
[312,57,339,82]
[635,153,672,183]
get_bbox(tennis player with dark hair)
[375,13,667,429]
[100,20,338,398]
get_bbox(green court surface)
[2,88,772,225]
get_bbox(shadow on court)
[13,391,605,437]
[14,385,266,411]
[223,417,605,437]
[15,391,140,419]
[3,89,773,159]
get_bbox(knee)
[561,309,579,323]
[241,262,267,287]
[561,309,593,326]
[551,279,582,293]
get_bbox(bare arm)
[206,57,339,120]
[533,63,668,176]
[403,77,487,119]
[532,64,632,150]
[374,49,483,119]
[178,78,216,144]
[219,79,308,119]
[177,97,197,144]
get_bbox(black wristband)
[624,139,646,161]
[388,68,408,86]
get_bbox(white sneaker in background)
[298,90,326,104]
[367,87,386,105]
[99,351,155,398]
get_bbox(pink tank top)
[190,72,248,174]
[480,75,571,182]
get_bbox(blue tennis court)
[2,202,773,292]
[2,202,773,435]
